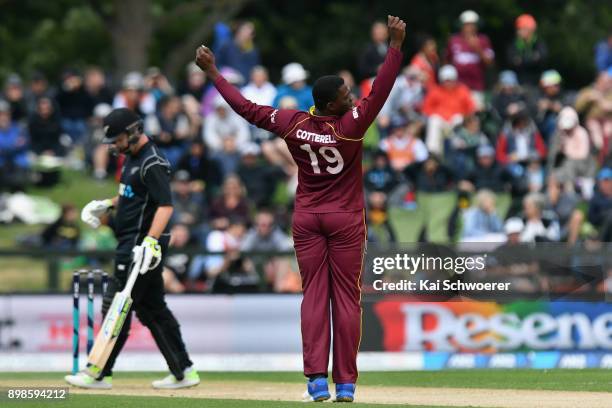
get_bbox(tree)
[88,0,250,80]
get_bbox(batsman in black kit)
[65,108,199,390]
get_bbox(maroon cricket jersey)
[213,47,403,213]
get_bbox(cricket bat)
[84,250,142,377]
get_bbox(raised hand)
[195,45,219,80]
[387,15,406,49]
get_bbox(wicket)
[72,269,108,375]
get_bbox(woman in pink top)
[548,106,596,197]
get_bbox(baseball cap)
[439,65,458,82]
[174,170,191,182]
[499,70,519,87]
[5,73,22,87]
[388,115,410,133]
[516,14,537,30]
[477,144,495,158]
[504,217,524,235]
[597,167,612,181]
[122,71,144,90]
[282,63,309,84]
[101,108,142,143]
[459,10,479,24]
[558,106,578,130]
[93,103,112,119]
[540,70,562,87]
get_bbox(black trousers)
[97,236,193,379]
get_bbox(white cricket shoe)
[64,372,112,389]
[152,366,200,389]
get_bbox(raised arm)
[195,45,296,136]
[338,15,405,138]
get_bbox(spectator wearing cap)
[448,114,489,179]
[171,170,206,227]
[56,69,92,145]
[358,21,389,81]
[144,66,174,103]
[0,100,29,191]
[379,118,427,172]
[241,66,277,142]
[272,62,313,112]
[236,143,285,207]
[422,64,476,155]
[491,70,529,121]
[144,95,192,168]
[504,217,524,243]
[486,217,542,293]
[574,69,612,163]
[587,167,612,241]
[364,150,400,195]
[378,66,426,134]
[410,34,440,91]
[176,139,223,200]
[217,21,261,81]
[203,94,250,155]
[200,66,244,116]
[547,106,595,197]
[535,69,572,143]
[27,96,64,157]
[506,14,548,88]
[595,31,612,73]
[445,10,494,102]
[461,144,514,193]
[3,74,27,123]
[461,189,504,241]
[112,71,156,116]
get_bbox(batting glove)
[136,236,162,274]
[81,199,113,229]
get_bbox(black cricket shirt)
[114,140,172,257]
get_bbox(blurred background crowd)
[2,4,612,295]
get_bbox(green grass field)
[1,370,611,408]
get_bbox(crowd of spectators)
[2,13,612,294]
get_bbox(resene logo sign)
[374,301,612,352]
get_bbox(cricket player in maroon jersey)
[196,15,405,402]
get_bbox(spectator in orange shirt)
[422,65,476,155]
[410,34,439,90]
[379,118,428,172]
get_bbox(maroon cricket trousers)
[292,209,366,384]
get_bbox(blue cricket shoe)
[302,377,331,402]
[335,383,356,402]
